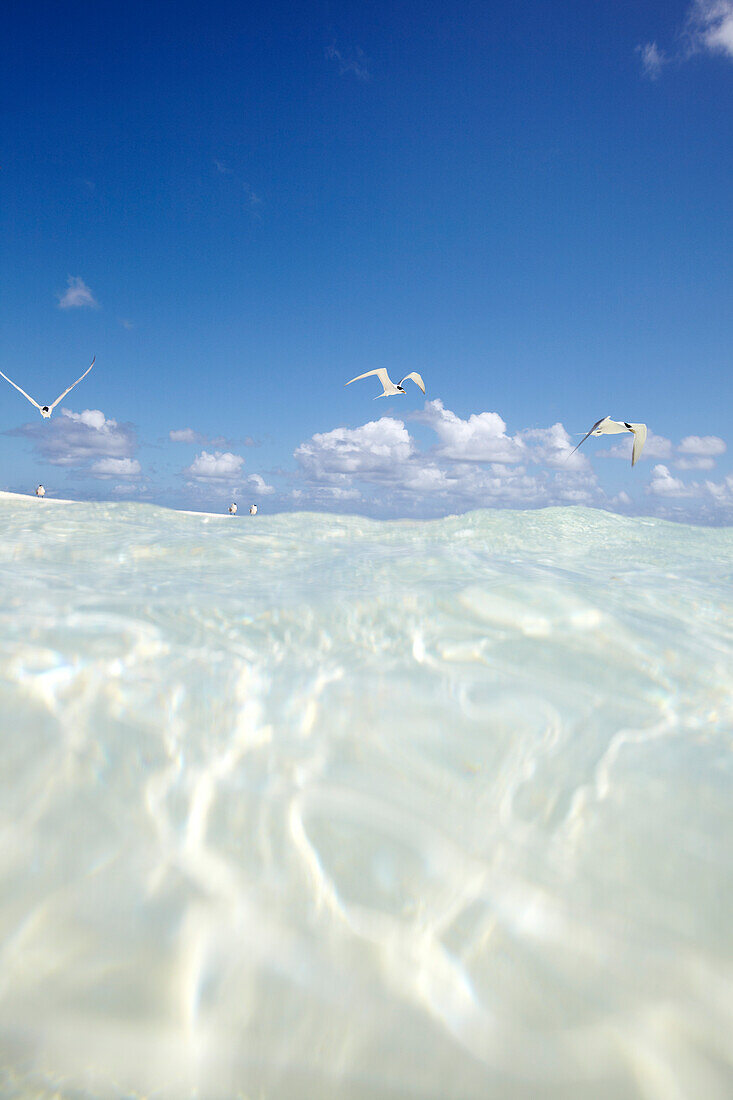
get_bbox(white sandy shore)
[178,509,242,519]
[0,489,246,519]
[0,489,78,505]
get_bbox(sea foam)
[0,499,731,1099]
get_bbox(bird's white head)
[229,503,237,514]
[36,485,45,497]
[250,504,257,515]
[40,406,52,418]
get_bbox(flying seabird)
[345,368,426,399]
[570,416,648,467]
[0,356,96,419]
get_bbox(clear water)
[0,499,731,1099]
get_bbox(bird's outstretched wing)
[568,416,609,459]
[399,372,426,393]
[0,369,42,410]
[49,356,96,410]
[345,368,392,389]
[625,422,647,466]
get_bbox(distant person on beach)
[250,504,257,515]
[36,485,45,497]
[229,503,237,515]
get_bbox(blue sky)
[1,0,732,520]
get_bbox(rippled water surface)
[0,499,731,1099]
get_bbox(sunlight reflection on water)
[0,501,731,1098]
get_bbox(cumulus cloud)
[677,434,726,456]
[520,422,590,470]
[647,464,690,497]
[598,431,673,463]
[182,449,274,500]
[185,450,245,481]
[602,433,729,471]
[674,435,726,470]
[169,402,733,520]
[293,416,444,505]
[247,473,275,496]
[8,408,138,470]
[414,400,526,463]
[295,418,413,481]
[170,428,205,445]
[704,472,733,505]
[291,406,601,514]
[91,457,142,479]
[675,456,717,470]
[57,276,98,310]
[646,464,733,518]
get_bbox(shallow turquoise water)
[0,500,731,1099]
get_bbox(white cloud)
[10,408,137,469]
[520,422,590,470]
[111,482,145,495]
[292,485,362,504]
[67,409,106,430]
[675,455,717,470]
[704,472,733,504]
[170,428,205,444]
[325,44,370,80]
[57,276,98,310]
[687,0,733,58]
[91,457,142,479]
[182,456,273,501]
[677,434,726,456]
[185,450,245,481]
[401,463,451,493]
[247,473,275,496]
[168,402,733,520]
[415,399,526,463]
[646,465,733,519]
[674,437,726,470]
[640,1,733,75]
[292,407,601,514]
[647,464,691,497]
[603,431,727,471]
[660,435,725,471]
[638,41,667,78]
[170,427,252,448]
[293,416,443,507]
[598,431,673,462]
[295,418,413,481]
